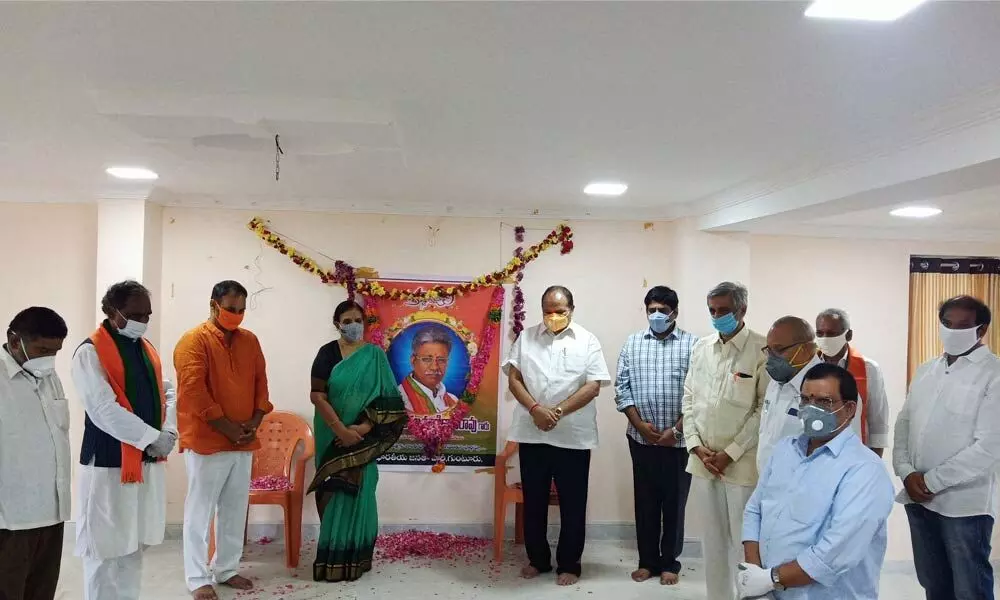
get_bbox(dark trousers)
[0,523,64,600]
[906,503,995,600]
[628,437,691,575]
[518,443,591,576]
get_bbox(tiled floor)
[54,538,981,599]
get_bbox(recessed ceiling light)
[584,182,628,197]
[890,206,941,218]
[106,166,158,181]
[805,0,928,21]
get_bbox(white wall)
[3,201,1000,562]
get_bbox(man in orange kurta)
[174,280,272,600]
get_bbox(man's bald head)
[766,316,817,360]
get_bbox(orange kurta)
[174,321,273,455]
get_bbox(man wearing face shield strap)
[737,363,894,599]
[815,309,890,457]
[756,316,822,474]
[894,295,1000,600]
[71,280,178,600]
[0,307,69,600]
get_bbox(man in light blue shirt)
[737,363,894,599]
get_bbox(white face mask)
[816,333,848,357]
[19,338,56,378]
[117,310,148,340]
[939,323,981,356]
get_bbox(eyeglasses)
[796,394,840,411]
[416,356,448,367]
[762,340,808,357]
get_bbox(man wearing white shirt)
[815,308,890,456]
[0,307,70,600]
[503,286,611,587]
[894,295,1000,600]
[398,324,459,415]
[72,281,178,600]
[757,316,822,473]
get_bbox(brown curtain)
[907,256,1000,381]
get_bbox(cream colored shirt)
[0,346,72,530]
[682,325,769,486]
[893,346,1000,518]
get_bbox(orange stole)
[401,376,456,415]
[90,327,167,484]
[845,345,869,446]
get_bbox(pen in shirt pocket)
[732,371,753,381]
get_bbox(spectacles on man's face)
[762,341,806,357]
[416,356,448,367]
[796,393,841,412]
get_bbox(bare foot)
[660,571,679,585]
[220,575,253,590]
[520,565,542,579]
[191,586,218,600]
[557,573,579,586]
[631,568,653,582]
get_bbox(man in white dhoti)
[72,280,177,600]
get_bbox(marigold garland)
[247,217,573,301]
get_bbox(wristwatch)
[672,427,683,442]
[771,567,786,591]
[553,406,564,418]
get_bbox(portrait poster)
[367,278,503,470]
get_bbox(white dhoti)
[75,461,167,600]
[694,477,755,600]
[182,450,253,591]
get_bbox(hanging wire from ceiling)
[274,134,284,181]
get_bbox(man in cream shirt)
[894,295,1000,600]
[504,285,610,587]
[0,307,71,600]
[756,316,822,473]
[682,282,768,600]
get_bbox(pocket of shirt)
[726,377,757,408]
[789,490,829,525]
[50,397,71,431]
[942,384,982,419]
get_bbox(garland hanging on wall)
[247,217,573,302]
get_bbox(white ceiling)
[1,1,1000,236]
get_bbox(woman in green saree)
[308,300,407,582]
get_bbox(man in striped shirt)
[615,286,698,586]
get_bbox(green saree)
[309,343,407,582]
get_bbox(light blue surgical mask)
[340,322,364,343]
[648,311,673,334]
[712,312,740,336]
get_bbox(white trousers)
[183,450,252,591]
[694,477,755,600]
[82,549,143,600]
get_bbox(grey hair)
[707,281,748,312]
[818,308,851,331]
[411,323,453,354]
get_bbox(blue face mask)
[799,403,850,439]
[340,322,364,343]
[712,312,740,336]
[648,311,673,334]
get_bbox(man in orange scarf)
[815,309,890,457]
[71,280,177,600]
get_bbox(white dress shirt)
[757,355,824,474]
[836,349,891,449]
[0,346,72,530]
[398,376,459,414]
[893,346,1000,518]
[72,342,177,559]
[503,322,611,450]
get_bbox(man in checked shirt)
[615,285,698,586]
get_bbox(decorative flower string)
[247,217,573,302]
[511,226,526,338]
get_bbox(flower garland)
[511,226,527,338]
[247,217,573,302]
[368,286,505,470]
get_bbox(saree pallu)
[309,343,406,582]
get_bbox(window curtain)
[908,256,1000,380]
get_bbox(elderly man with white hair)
[814,308,890,456]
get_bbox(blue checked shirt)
[615,326,698,446]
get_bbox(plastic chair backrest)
[251,411,315,480]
